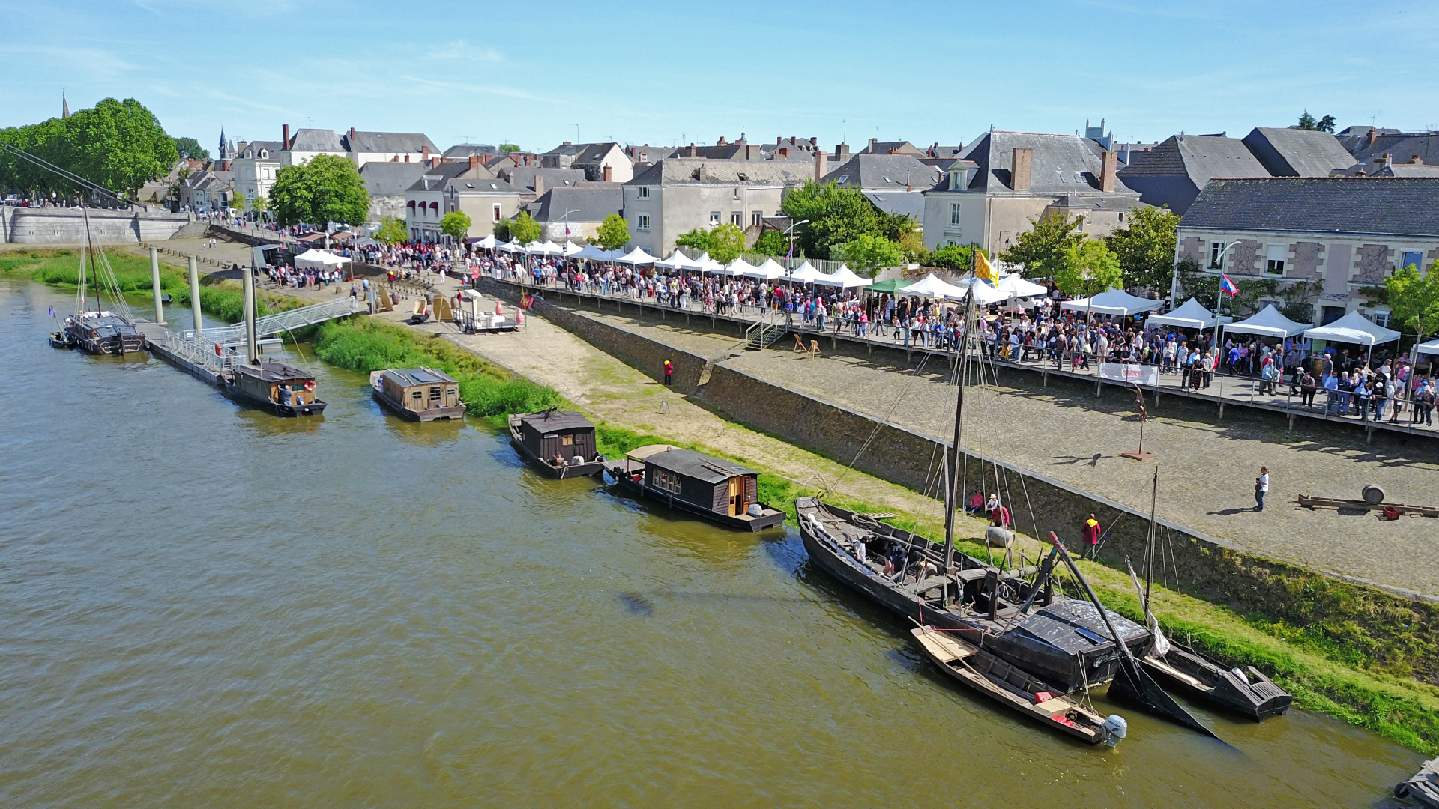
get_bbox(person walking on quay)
[1081,513,1102,559]
[1254,466,1270,512]
[1299,368,1317,408]
[663,359,674,387]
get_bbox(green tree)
[779,181,885,259]
[499,143,521,153]
[594,212,630,250]
[494,219,512,241]
[753,229,788,256]
[252,195,268,214]
[1297,111,1318,130]
[674,228,713,252]
[173,136,209,161]
[508,211,541,243]
[269,153,369,226]
[1317,114,1336,134]
[1105,205,1179,291]
[374,217,407,245]
[230,192,247,211]
[1384,262,1439,341]
[835,233,904,276]
[705,223,745,263]
[929,243,977,272]
[1054,237,1122,298]
[1000,212,1084,279]
[440,210,472,241]
[0,98,178,199]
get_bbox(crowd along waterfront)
[0,278,1425,808]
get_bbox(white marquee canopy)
[1059,288,1164,317]
[1145,297,1231,330]
[1303,311,1401,346]
[1222,304,1313,339]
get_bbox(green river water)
[0,280,1423,808]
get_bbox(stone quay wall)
[480,277,1439,679]
[2,206,190,244]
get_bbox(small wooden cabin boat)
[61,312,146,355]
[1140,644,1291,720]
[223,360,327,416]
[1395,757,1439,806]
[370,368,465,421]
[912,625,1127,747]
[508,410,604,477]
[605,445,784,532]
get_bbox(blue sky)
[5,0,1438,153]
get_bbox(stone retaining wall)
[3,206,190,244]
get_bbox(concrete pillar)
[242,266,258,364]
[188,255,203,334]
[149,246,163,323]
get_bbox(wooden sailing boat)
[1133,469,1292,720]
[50,212,144,355]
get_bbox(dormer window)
[260,149,268,159]
[950,170,964,188]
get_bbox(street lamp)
[783,219,810,278]
[558,208,580,241]
[1170,239,1239,306]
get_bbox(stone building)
[539,142,633,183]
[360,162,425,224]
[621,158,810,255]
[1176,177,1439,326]
[523,185,623,241]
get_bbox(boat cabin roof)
[516,410,592,432]
[1012,599,1147,653]
[628,445,754,483]
[237,360,316,383]
[382,367,457,387]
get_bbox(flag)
[48,306,55,318]
[975,249,997,285]
[1219,274,1239,298]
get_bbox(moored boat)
[1395,757,1439,806]
[223,360,326,416]
[911,625,1127,747]
[508,409,604,477]
[605,445,784,532]
[370,368,465,421]
[1139,644,1292,720]
[64,311,146,355]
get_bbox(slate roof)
[1338,130,1439,165]
[821,154,942,191]
[1180,178,1439,238]
[1118,134,1268,212]
[1374,163,1439,178]
[383,368,457,386]
[344,130,438,155]
[447,175,514,195]
[444,143,497,159]
[862,191,926,220]
[543,142,588,158]
[505,166,586,193]
[628,158,809,186]
[1241,127,1355,177]
[240,140,282,160]
[861,140,923,156]
[525,185,622,222]
[406,161,488,193]
[962,131,1135,195]
[360,162,426,196]
[517,410,592,431]
[572,142,625,166]
[287,128,343,152]
[643,447,754,483]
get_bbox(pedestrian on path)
[663,358,674,387]
[1081,513,1101,559]
[1254,466,1270,512]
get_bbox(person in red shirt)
[966,490,985,516]
[989,500,1012,530]
[1081,513,1102,559]
[663,359,674,387]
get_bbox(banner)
[1099,362,1159,386]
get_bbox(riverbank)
[310,313,1439,754]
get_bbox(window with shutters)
[1265,244,1286,275]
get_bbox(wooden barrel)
[1362,484,1386,505]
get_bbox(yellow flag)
[975,249,997,285]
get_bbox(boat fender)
[1102,715,1128,748]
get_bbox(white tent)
[613,247,657,266]
[1416,338,1439,356]
[959,277,1010,305]
[1223,304,1312,339]
[656,251,693,270]
[498,239,526,254]
[561,241,584,257]
[525,240,562,255]
[1059,288,1163,317]
[726,257,758,276]
[898,273,970,300]
[294,248,350,270]
[828,265,873,289]
[996,273,1047,299]
[473,234,497,250]
[788,261,829,284]
[756,258,788,279]
[1145,297,1231,330]
[574,244,618,262]
[1303,311,1401,346]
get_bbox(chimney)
[814,149,828,183]
[1099,148,1118,193]
[809,136,817,147]
[718,135,727,146]
[422,144,430,164]
[688,143,697,157]
[282,123,290,149]
[1367,128,1378,146]
[776,136,782,146]
[869,137,878,152]
[1412,154,1425,165]
[744,144,758,161]
[403,153,410,163]
[430,157,440,169]
[562,140,572,146]
[835,143,850,161]
[469,154,480,171]
[778,146,789,159]
[533,174,545,196]
[602,164,613,182]
[349,126,357,141]
[1011,147,1033,192]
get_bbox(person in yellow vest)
[1082,513,1102,559]
[663,359,674,387]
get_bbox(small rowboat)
[911,625,1127,747]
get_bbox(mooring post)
[187,255,203,334]
[149,246,163,323]
[242,265,258,364]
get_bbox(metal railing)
[189,297,360,345]
[155,329,238,375]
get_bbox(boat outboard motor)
[1101,714,1128,748]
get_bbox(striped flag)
[1219,274,1239,298]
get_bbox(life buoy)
[304,380,316,392]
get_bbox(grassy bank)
[227,314,1439,754]
[0,247,294,322]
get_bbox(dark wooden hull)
[1141,646,1292,720]
[49,331,76,349]
[508,430,604,478]
[221,383,327,416]
[1394,757,1439,806]
[797,497,1146,693]
[372,388,465,421]
[608,470,784,532]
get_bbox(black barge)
[606,445,784,532]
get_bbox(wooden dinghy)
[1140,644,1291,720]
[911,625,1127,748]
[1395,756,1439,806]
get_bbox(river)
[0,280,1421,808]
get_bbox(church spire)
[218,125,228,160]
[62,90,70,119]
